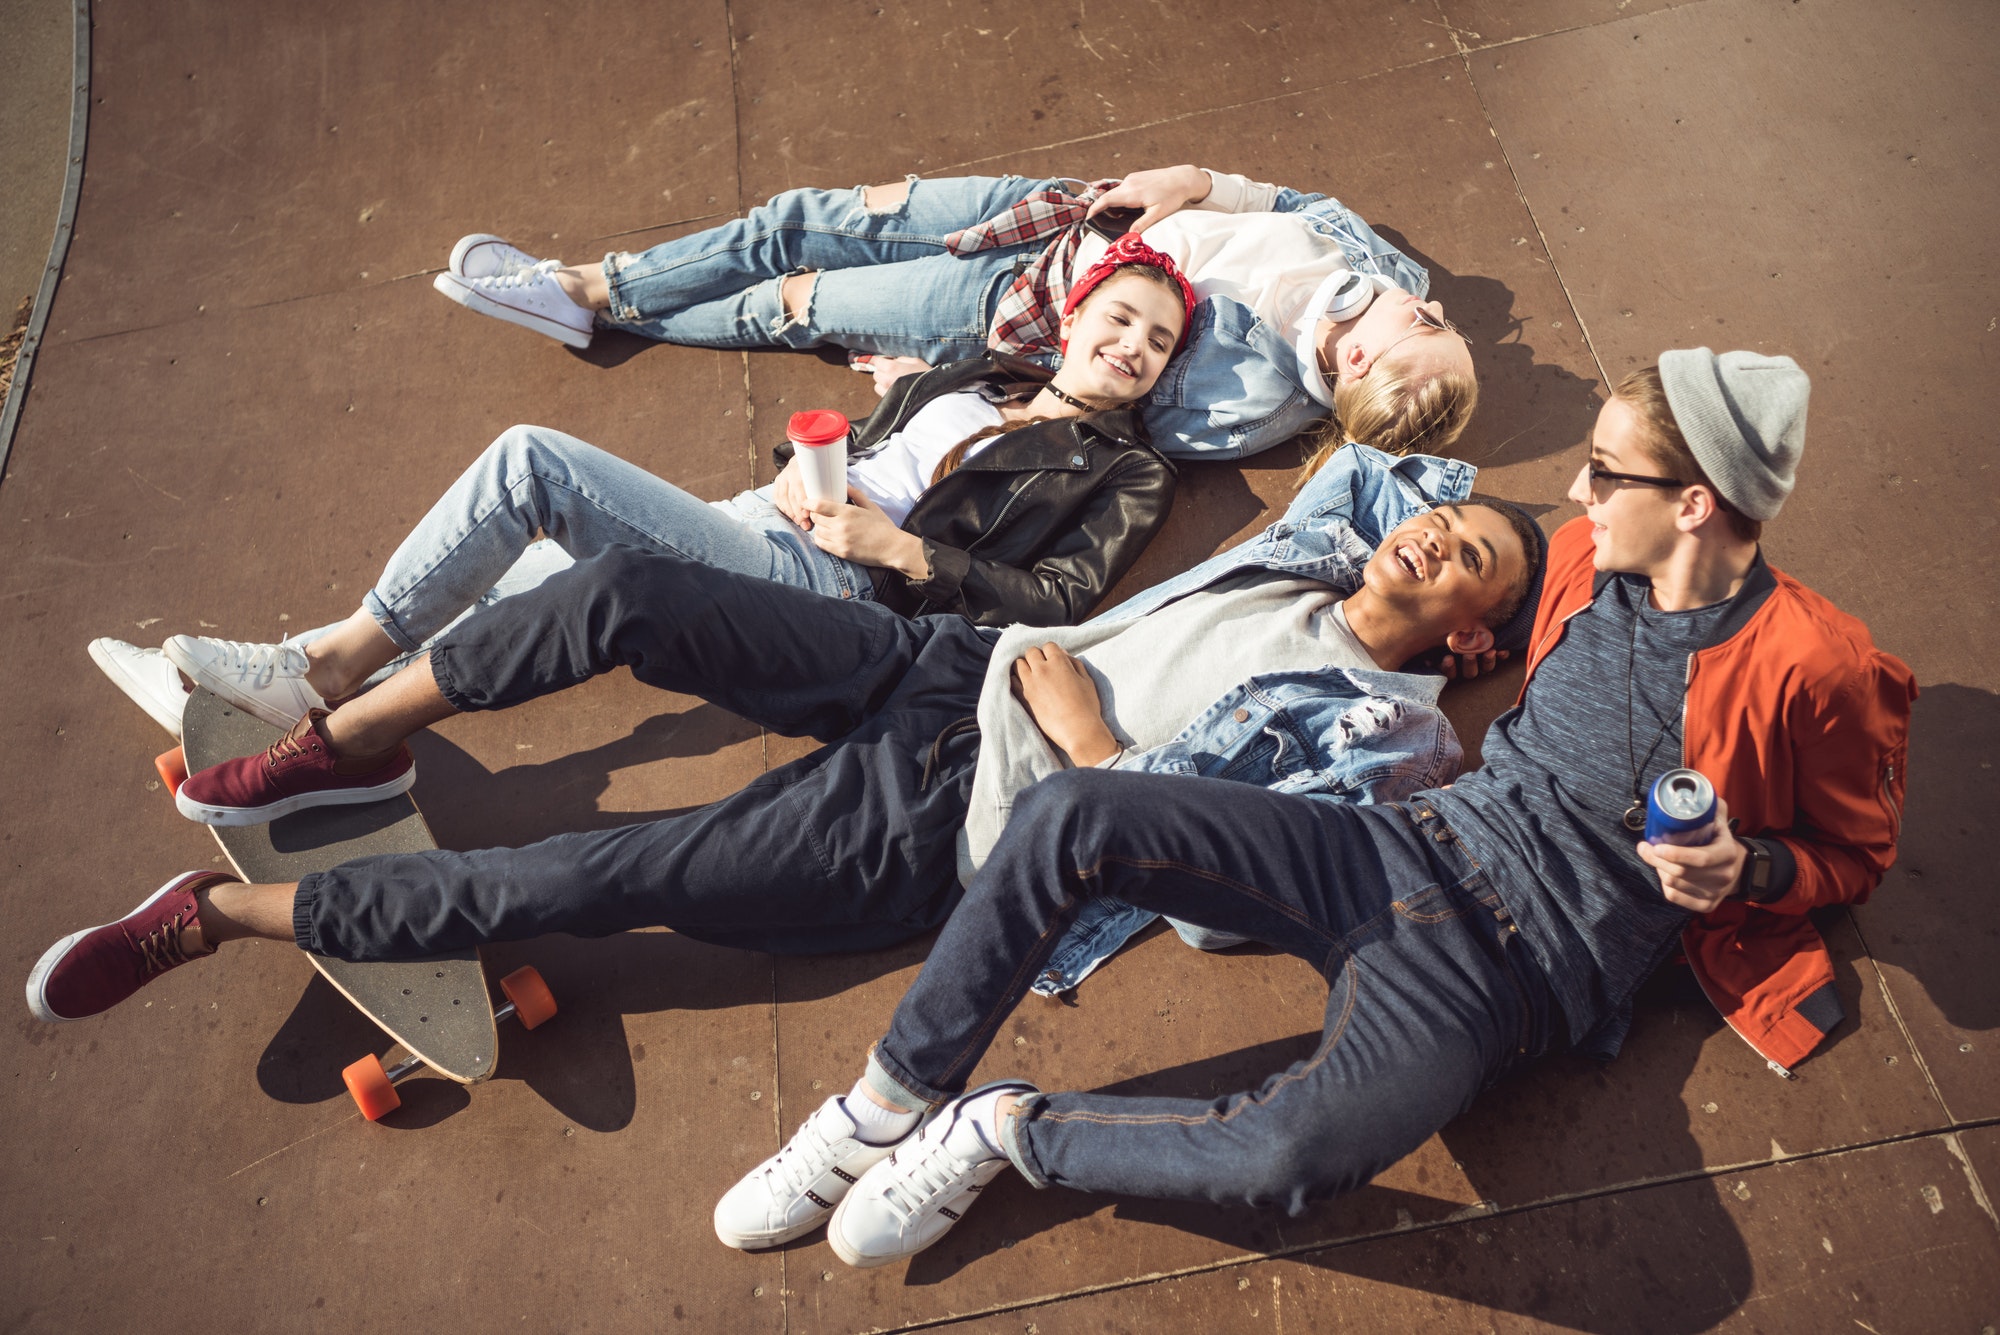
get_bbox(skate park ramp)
[2,1,1996,1330]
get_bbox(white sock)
[841,1079,920,1145]
[951,1086,1016,1161]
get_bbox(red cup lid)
[787,409,850,447]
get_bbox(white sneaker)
[162,635,325,728]
[828,1082,1036,1269]
[714,1097,911,1250]
[433,260,594,349]
[87,638,190,738]
[448,233,542,281]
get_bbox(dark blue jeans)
[865,768,1564,1216]
[293,548,995,959]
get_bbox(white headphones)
[1295,270,1389,408]
[1322,269,1383,323]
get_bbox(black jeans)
[864,769,1565,1215]
[293,548,995,959]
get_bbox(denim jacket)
[1028,442,1476,996]
[1137,187,1430,461]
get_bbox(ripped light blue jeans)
[294,425,873,683]
[599,175,1059,364]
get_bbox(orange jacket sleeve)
[1757,645,1916,914]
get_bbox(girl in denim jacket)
[431,165,1477,463]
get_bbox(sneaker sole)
[714,1209,837,1252]
[175,767,417,827]
[25,871,218,1022]
[87,639,188,739]
[160,641,320,730]
[432,271,593,349]
[826,1210,906,1270]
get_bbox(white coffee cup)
[788,409,850,507]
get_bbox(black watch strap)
[1734,838,1779,903]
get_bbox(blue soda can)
[1646,768,1717,845]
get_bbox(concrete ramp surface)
[2,1,1995,1330]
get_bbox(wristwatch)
[1733,838,1778,903]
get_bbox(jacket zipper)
[1879,761,1902,843]
[1677,650,1796,1075]
[908,420,1088,614]
[1679,652,1694,765]
[957,419,1087,555]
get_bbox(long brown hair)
[928,411,1104,486]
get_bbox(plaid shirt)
[944,180,1120,356]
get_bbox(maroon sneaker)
[175,709,415,826]
[26,870,235,1022]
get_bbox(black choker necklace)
[1043,383,1095,412]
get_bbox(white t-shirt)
[957,571,1377,882]
[1070,171,1355,407]
[846,390,1007,526]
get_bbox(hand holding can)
[788,410,850,508]
[1645,769,1717,846]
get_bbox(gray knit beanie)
[1657,348,1810,522]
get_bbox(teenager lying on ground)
[86,240,1194,740]
[709,348,1917,1271]
[432,164,1477,461]
[28,444,1541,1080]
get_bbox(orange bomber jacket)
[1521,517,1917,1074]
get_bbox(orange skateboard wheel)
[155,746,189,795]
[500,966,557,1030]
[342,1054,403,1121]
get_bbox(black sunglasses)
[1588,464,1686,491]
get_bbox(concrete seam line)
[0,0,92,491]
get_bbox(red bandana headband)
[1059,233,1198,356]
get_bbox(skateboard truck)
[341,966,557,1121]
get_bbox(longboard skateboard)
[155,687,554,1120]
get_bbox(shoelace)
[135,907,198,977]
[264,717,322,769]
[766,1115,840,1196]
[200,638,309,689]
[878,1131,979,1226]
[484,247,540,279]
[478,259,563,291]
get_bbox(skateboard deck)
[176,688,499,1085]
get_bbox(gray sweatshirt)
[958,572,1375,882]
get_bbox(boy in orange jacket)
[709,346,1916,1269]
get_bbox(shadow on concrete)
[1096,454,1280,606]
[253,897,932,1134]
[257,923,928,1132]
[905,1002,1748,1332]
[565,328,661,371]
[409,705,756,850]
[1857,682,2000,1033]
[1378,227,1604,468]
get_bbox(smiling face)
[1565,396,1689,576]
[1052,269,1186,404]
[1359,503,1529,650]
[1325,286,1475,390]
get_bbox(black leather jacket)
[776,355,1177,627]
